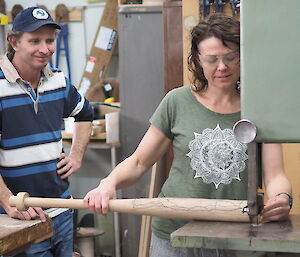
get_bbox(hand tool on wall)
[212,0,218,13]
[10,192,250,222]
[217,0,226,12]
[230,0,240,16]
[54,4,71,82]
[200,0,210,18]
[102,82,114,103]
[11,4,23,21]
[36,4,47,10]
[0,0,5,14]
[85,77,120,103]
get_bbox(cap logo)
[32,8,49,20]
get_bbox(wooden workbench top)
[171,214,300,253]
[0,214,52,256]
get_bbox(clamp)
[217,0,226,13]
[230,0,240,16]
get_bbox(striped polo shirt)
[0,54,93,213]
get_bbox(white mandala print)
[187,124,248,189]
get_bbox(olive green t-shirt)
[150,85,248,239]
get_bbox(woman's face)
[198,36,240,90]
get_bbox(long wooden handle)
[9,192,249,222]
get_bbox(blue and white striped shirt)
[0,55,93,212]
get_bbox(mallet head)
[9,192,30,211]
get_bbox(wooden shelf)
[7,8,83,23]
[118,0,164,6]
[62,131,106,141]
[62,131,120,148]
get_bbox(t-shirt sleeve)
[64,78,93,122]
[149,91,174,140]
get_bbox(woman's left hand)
[261,194,290,223]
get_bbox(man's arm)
[57,121,92,179]
[0,175,47,221]
[0,175,13,213]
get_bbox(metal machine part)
[233,119,257,144]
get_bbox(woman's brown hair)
[188,13,240,91]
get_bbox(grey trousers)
[149,233,267,257]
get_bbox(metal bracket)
[247,142,263,225]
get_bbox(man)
[0,6,93,257]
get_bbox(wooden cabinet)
[163,1,183,93]
[117,2,183,256]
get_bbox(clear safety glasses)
[199,51,240,67]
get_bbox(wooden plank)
[171,215,300,253]
[163,1,182,175]
[7,8,83,23]
[62,130,107,141]
[182,0,198,86]
[138,160,166,257]
[0,214,52,256]
[79,0,118,100]
[138,164,157,257]
[163,1,183,93]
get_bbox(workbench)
[171,214,300,254]
[0,214,52,256]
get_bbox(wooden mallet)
[9,192,250,222]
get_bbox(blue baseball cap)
[12,7,61,32]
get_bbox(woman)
[84,14,291,257]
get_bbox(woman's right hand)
[83,178,116,216]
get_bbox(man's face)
[12,25,57,71]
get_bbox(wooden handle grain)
[9,193,249,222]
[109,198,249,222]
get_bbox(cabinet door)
[118,6,164,257]
[119,6,164,152]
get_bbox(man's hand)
[0,177,48,221]
[6,206,47,222]
[57,152,81,179]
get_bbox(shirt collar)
[0,54,53,83]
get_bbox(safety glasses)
[199,51,240,67]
